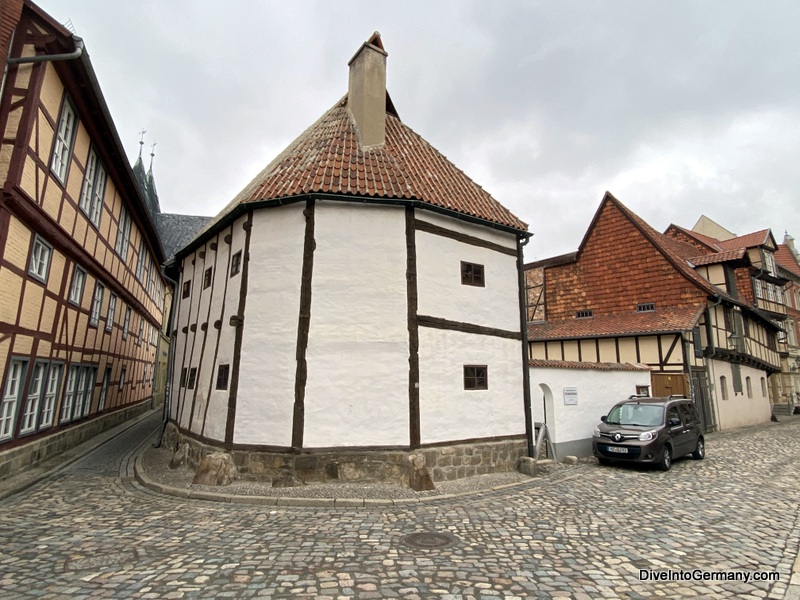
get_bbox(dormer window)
[576,309,593,319]
[764,251,776,276]
[637,303,656,313]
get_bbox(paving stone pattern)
[1,413,800,599]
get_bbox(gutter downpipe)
[155,270,180,448]
[517,233,535,458]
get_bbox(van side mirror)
[669,417,681,427]
[600,415,607,422]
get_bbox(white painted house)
[164,33,532,483]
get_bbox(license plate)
[606,446,628,454]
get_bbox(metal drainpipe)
[155,270,180,448]
[517,233,535,458]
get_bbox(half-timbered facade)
[772,235,800,411]
[164,33,532,484]
[0,1,167,479]
[527,193,781,432]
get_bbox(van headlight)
[638,430,658,442]
[593,427,600,437]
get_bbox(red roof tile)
[529,359,650,371]
[687,248,747,266]
[717,229,771,251]
[528,305,706,340]
[222,97,527,231]
[776,244,800,278]
[666,225,724,251]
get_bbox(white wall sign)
[563,386,578,406]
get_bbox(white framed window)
[90,282,105,327]
[115,207,132,260]
[79,147,107,227]
[767,282,776,302]
[136,238,146,281]
[764,251,776,276]
[20,362,46,435]
[122,306,131,340]
[120,366,127,390]
[788,320,798,347]
[51,98,77,183]
[106,293,117,332]
[28,235,53,283]
[73,367,88,421]
[69,266,86,306]
[98,366,111,411]
[754,279,764,299]
[39,363,62,429]
[138,318,143,346]
[60,366,78,424]
[1,360,26,441]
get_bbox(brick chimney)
[348,32,387,148]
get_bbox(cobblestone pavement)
[1,413,800,599]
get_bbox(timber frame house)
[527,193,782,432]
[0,0,167,478]
[774,235,800,410]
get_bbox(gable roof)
[664,224,723,252]
[717,229,774,251]
[687,248,748,267]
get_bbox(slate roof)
[529,359,650,371]
[528,305,707,340]
[157,213,212,261]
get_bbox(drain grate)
[402,531,458,549]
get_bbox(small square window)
[464,365,488,390]
[461,261,485,287]
[636,303,656,313]
[28,235,53,283]
[230,251,242,277]
[187,367,197,390]
[182,280,191,299]
[576,309,593,319]
[203,267,212,289]
[216,364,230,390]
[69,266,86,305]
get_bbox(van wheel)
[658,445,672,471]
[692,437,705,460]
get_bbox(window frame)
[105,293,117,332]
[463,365,488,391]
[216,364,230,391]
[89,281,105,327]
[136,238,147,282]
[28,235,53,284]
[60,365,79,424]
[203,267,212,289]
[1,359,27,441]
[19,361,47,436]
[460,261,485,287]
[182,280,191,299]
[39,362,63,430]
[187,367,197,390]
[115,207,132,260]
[68,265,87,306]
[78,145,106,227]
[230,251,242,277]
[50,96,77,184]
[122,306,131,340]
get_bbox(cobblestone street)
[1,413,800,599]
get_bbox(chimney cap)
[348,31,387,66]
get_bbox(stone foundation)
[162,423,528,485]
[0,400,152,482]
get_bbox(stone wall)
[0,400,152,482]
[162,422,528,485]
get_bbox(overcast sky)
[37,1,800,261]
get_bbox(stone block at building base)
[192,452,237,486]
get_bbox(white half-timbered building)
[164,34,532,483]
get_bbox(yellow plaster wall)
[4,216,31,271]
[18,283,43,331]
[0,269,23,326]
[39,64,63,119]
[598,339,616,362]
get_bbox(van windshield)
[605,403,664,427]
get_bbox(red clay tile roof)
[528,305,706,340]
[687,248,747,266]
[717,229,771,251]
[212,96,527,232]
[776,244,800,278]
[529,359,650,371]
[666,225,724,251]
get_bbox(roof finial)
[138,128,147,158]
[149,141,157,171]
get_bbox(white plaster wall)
[415,217,520,332]
[304,202,409,447]
[530,366,651,448]
[415,212,517,250]
[173,245,203,429]
[418,328,524,444]
[234,206,305,446]
[203,216,248,442]
[709,359,772,430]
